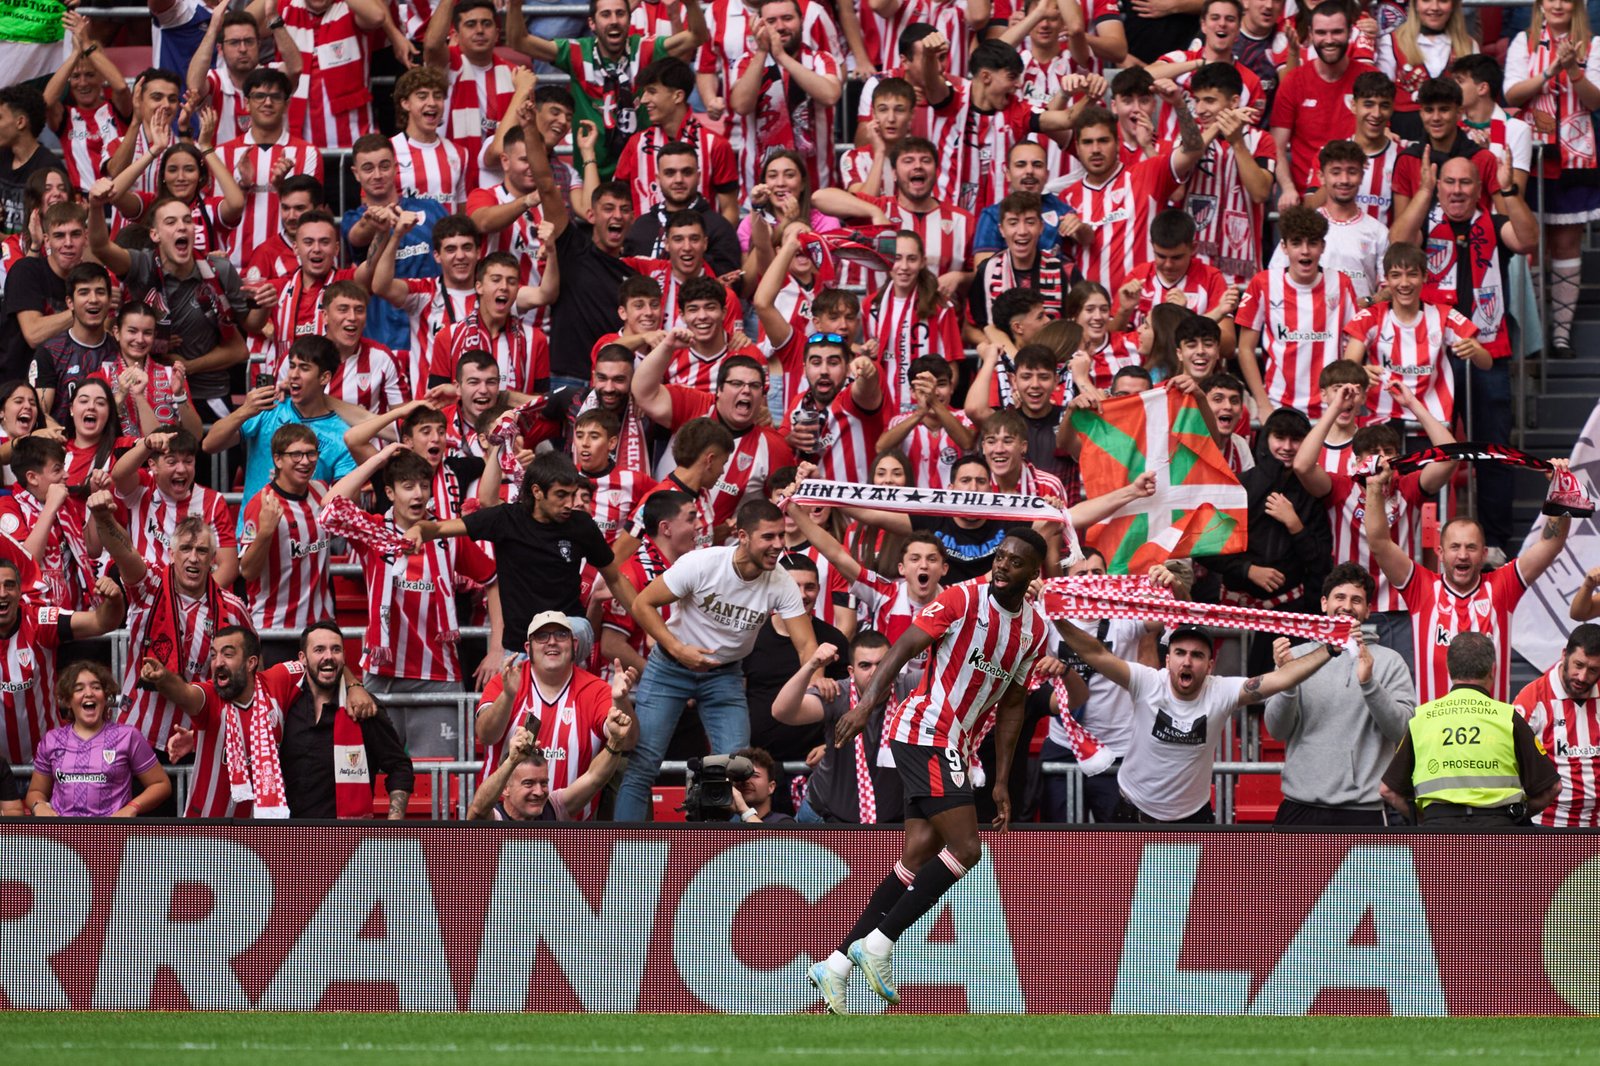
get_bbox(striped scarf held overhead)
[1037,576,1356,645]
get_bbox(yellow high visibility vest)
[1408,686,1524,810]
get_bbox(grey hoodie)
[1263,628,1417,810]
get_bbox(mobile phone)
[66,483,94,498]
[1421,502,1439,550]
[254,372,275,390]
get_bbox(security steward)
[1379,633,1560,827]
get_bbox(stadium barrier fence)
[1,819,1594,1014]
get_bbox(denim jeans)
[795,796,824,823]
[613,647,752,821]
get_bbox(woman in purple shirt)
[26,661,169,818]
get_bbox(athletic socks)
[875,848,970,943]
[837,862,914,958]
[1551,258,1582,346]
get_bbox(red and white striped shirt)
[666,340,761,393]
[632,0,677,36]
[1187,126,1275,285]
[1356,139,1405,225]
[847,195,975,291]
[1319,437,1356,476]
[868,293,965,417]
[887,580,1050,762]
[390,132,467,207]
[217,129,324,269]
[1086,334,1143,391]
[0,606,67,764]
[851,572,932,648]
[588,464,658,543]
[614,114,739,214]
[921,80,1039,213]
[729,45,840,194]
[1152,48,1263,142]
[1235,267,1359,418]
[1517,664,1600,828]
[625,257,744,335]
[837,146,890,194]
[1324,470,1426,614]
[265,267,356,375]
[464,184,546,287]
[446,45,519,183]
[428,312,551,395]
[357,524,496,682]
[477,665,613,818]
[282,0,375,149]
[664,385,796,525]
[117,470,238,574]
[184,662,304,819]
[889,409,972,488]
[1345,300,1477,426]
[238,480,335,630]
[204,68,252,142]
[782,388,892,484]
[398,276,477,364]
[1399,563,1527,704]
[1119,258,1229,329]
[860,0,968,76]
[1060,155,1187,293]
[329,340,407,414]
[120,570,252,752]
[56,95,124,193]
[698,0,841,125]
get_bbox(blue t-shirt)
[342,197,447,354]
[973,193,1076,257]
[237,402,357,533]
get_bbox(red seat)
[651,786,688,823]
[105,46,150,79]
[1232,772,1284,823]
[376,758,456,819]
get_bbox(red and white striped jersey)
[665,341,760,393]
[1319,437,1356,476]
[588,463,658,543]
[446,45,519,179]
[0,606,67,764]
[390,132,467,208]
[238,480,335,630]
[265,267,357,375]
[243,229,297,286]
[1517,664,1600,828]
[328,339,407,414]
[1060,155,1187,293]
[1235,267,1359,418]
[889,408,972,488]
[216,130,324,269]
[398,276,477,362]
[476,665,613,818]
[838,146,891,194]
[1086,333,1143,391]
[1152,48,1263,142]
[1400,563,1527,704]
[0,493,89,611]
[1000,463,1066,502]
[729,45,840,194]
[120,569,252,751]
[625,257,744,335]
[1268,207,1390,301]
[860,0,969,76]
[1323,470,1425,613]
[851,572,931,648]
[613,114,739,214]
[282,0,375,149]
[920,80,1040,213]
[1187,126,1275,285]
[781,388,892,484]
[204,68,252,142]
[127,192,235,260]
[184,662,304,819]
[1119,258,1229,329]
[632,0,677,36]
[887,580,1050,761]
[871,196,976,278]
[1018,47,1080,185]
[357,523,496,682]
[663,385,796,525]
[1345,300,1477,426]
[867,293,965,416]
[105,126,160,198]
[56,95,124,193]
[117,469,238,574]
[697,0,841,98]
[428,312,551,395]
[465,184,546,287]
[1356,139,1405,225]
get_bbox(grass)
[7,1013,1600,1065]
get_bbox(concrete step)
[1537,390,1600,425]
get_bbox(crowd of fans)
[0,0,1597,827]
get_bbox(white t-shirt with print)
[661,546,806,665]
[1119,662,1247,820]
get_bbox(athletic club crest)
[103,748,116,764]
[736,453,754,471]
[1475,287,1502,329]
[1188,194,1217,231]
[1425,238,1453,277]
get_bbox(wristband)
[606,743,626,756]
[740,809,760,822]
[1325,642,1343,657]
[269,16,286,30]
[82,43,99,56]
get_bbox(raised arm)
[1361,463,1417,590]
[834,623,936,745]
[1292,385,1352,499]
[87,490,148,588]
[663,0,708,58]
[630,326,690,425]
[772,642,835,727]
[523,101,569,238]
[1235,644,1335,705]
[504,0,560,63]
[1517,487,1574,587]
[1054,614,1132,689]
[1067,470,1156,529]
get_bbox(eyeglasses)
[275,450,319,463]
[528,630,571,645]
[247,91,286,103]
[721,379,764,393]
[807,332,846,344]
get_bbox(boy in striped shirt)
[238,423,333,633]
[214,67,323,271]
[390,66,468,207]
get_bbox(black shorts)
[891,740,974,818]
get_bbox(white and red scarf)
[1523,33,1598,174]
[223,681,288,818]
[1038,575,1356,644]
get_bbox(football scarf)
[1364,442,1596,517]
[1038,575,1356,645]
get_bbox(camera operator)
[729,746,794,825]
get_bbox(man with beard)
[1270,1,1376,207]
[776,333,887,483]
[1057,610,1338,824]
[615,497,816,821]
[1517,624,1600,828]
[728,0,843,192]
[623,142,741,271]
[848,135,974,297]
[1264,564,1416,826]
[145,622,393,818]
[973,140,1078,269]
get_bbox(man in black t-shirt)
[407,451,636,666]
[525,100,641,391]
[0,202,86,379]
[744,555,850,766]
[33,262,115,424]
[0,86,64,237]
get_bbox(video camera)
[681,754,755,822]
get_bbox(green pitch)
[8,1013,1600,1065]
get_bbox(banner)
[1514,398,1600,670]
[1071,385,1248,574]
[0,0,67,89]
[4,822,1600,1015]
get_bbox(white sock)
[1551,258,1582,344]
[863,928,895,955]
[826,950,852,978]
